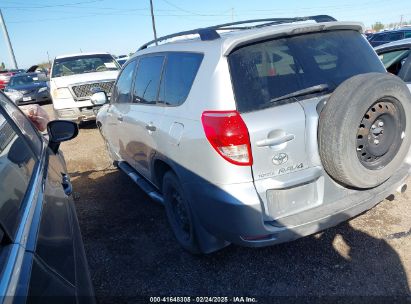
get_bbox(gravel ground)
[44,105,411,303]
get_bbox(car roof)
[133,21,363,57]
[11,72,42,77]
[55,52,112,59]
[374,38,411,51]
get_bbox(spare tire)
[318,73,411,189]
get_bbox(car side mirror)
[90,91,108,105]
[47,120,78,153]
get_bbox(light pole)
[0,9,18,69]
[149,0,158,45]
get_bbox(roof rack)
[138,15,336,50]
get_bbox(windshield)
[9,74,45,86]
[51,54,120,78]
[228,30,386,113]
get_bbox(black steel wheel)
[163,171,200,254]
[356,98,406,170]
[319,73,411,188]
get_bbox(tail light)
[201,110,253,166]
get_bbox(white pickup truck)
[50,52,120,122]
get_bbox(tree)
[372,22,385,32]
[0,62,5,71]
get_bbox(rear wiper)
[269,84,329,104]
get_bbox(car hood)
[51,70,119,88]
[8,82,47,91]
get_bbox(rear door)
[228,30,387,220]
[122,55,165,179]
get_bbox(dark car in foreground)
[368,29,411,47]
[0,92,94,302]
[4,73,50,105]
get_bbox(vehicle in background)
[4,72,50,105]
[368,29,411,47]
[116,55,129,66]
[0,92,95,301]
[96,16,411,254]
[0,70,23,90]
[375,38,411,90]
[50,52,120,123]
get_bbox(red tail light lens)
[201,110,253,166]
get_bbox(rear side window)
[113,60,137,104]
[133,56,164,104]
[0,110,36,237]
[405,32,411,39]
[388,32,403,42]
[228,30,386,113]
[158,53,203,106]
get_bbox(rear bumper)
[185,164,409,247]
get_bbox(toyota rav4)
[94,16,411,253]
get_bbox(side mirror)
[47,120,78,153]
[90,91,108,105]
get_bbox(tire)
[162,171,201,254]
[318,73,411,189]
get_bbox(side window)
[113,60,137,104]
[405,32,411,39]
[0,94,42,155]
[379,49,410,75]
[0,109,37,238]
[388,32,403,42]
[133,56,164,104]
[158,53,203,106]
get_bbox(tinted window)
[158,53,203,106]
[0,110,36,237]
[405,32,411,38]
[0,94,42,155]
[229,30,386,113]
[114,60,137,104]
[133,56,164,104]
[388,32,403,41]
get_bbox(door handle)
[117,115,123,122]
[256,134,295,147]
[145,124,156,132]
[61,173,73,196]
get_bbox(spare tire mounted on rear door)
[318,73,411,189]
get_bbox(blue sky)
[0,0,410,69]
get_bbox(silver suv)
[95,15,411,253]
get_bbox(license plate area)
[266,177,323,219]
[23,96,32,101]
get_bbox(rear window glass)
[229,30,386,113]
[158,53,203,106]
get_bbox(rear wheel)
[162,171,200,254]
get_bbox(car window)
[388,32,403,42]
[51,54,119,78]
[133,56,164,104]
[405,32,411,39]
[379,49,410,70]
[113,60,137,104]
[229,30,386,113]
[158,53,203,106]
[0,93,42,155]
[0,108,37,238]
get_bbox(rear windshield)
[228,30,386,113]
[51,54,119,78]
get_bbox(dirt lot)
[45,105,411,302]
